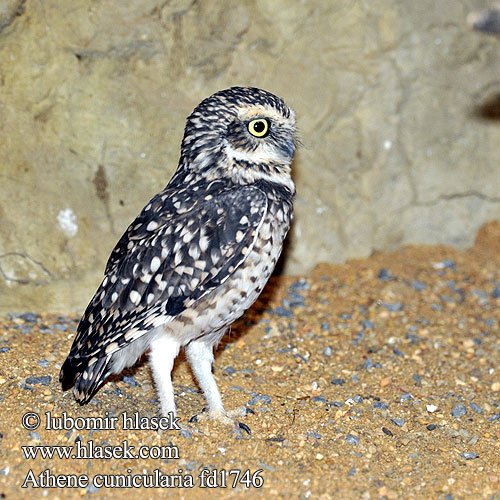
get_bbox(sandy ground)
[0,221,499,500]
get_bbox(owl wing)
[60,185,267,395]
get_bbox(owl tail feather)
[60,356,112,405]
[59,357,79,391]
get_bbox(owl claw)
[189,406,251,434]
[236,422,251,435]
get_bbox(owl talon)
[237,422,251,435]
[224,406,247,419]
[189,406,250,431]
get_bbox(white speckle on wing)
[57,208,78,237]
[150,256,161,272]
[129,290,141,305]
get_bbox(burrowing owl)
[60,87,297,426]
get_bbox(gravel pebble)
[258,462,276,472]
[286,292,305,307]
[378,268,395,281]
[328,401,343,408]
[306,430,322,439]
[185,461,198,471]
[411,280,427,291]
[25,375,51,386]
[29,431,41,440]
[331,377,346,386]
[467,435,479,446]
[390,418,405,427]
[273,306,293,318]
[247,394,271,406]
[223,366,236,375]
[345,434,359,446]
[311,396,328,403]
[289,279,310,291]
[86,484,99,494]
[352,332,364,345]
[51,323,67,331]
[18,313,39,322]
[469,402,483,414]
[373,401,389,410]
[473,289,488,299]
[381,301,404,312]
[433,259,456,270]
[122,375,138,387]
[293,353,308,363]
[451,404,467,417]
[406,333,419,343]
[461,452,479,460]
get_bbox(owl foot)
[189,406,252,434]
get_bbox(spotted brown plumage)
[60,87,297,424]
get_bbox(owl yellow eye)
[247,118,270,138]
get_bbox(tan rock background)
[0,0,499,313]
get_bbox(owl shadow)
[471,93,500,120]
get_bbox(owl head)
[179,87,297,189]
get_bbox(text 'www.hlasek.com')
[21,411,264,490]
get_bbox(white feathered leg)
[149,336,181,417]
[185,337,247,426]
[185,337,225,414]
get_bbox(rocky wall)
[0,0,499,312]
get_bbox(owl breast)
[162,195,293,346]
